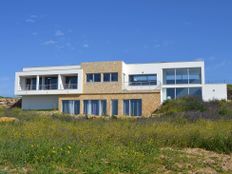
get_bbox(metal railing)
[123,81,162,90]
[39,84,58,90]
[63,83,78,89]
[128,81,157,86]
[23,84,37,91]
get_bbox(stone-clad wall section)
[58,92,160,117]
[81,61,123,94]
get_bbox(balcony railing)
[128,81,157,86]
[63,83,78,89]
[23,84,37,91]
[123,81,161,90]
[39,84,58,90]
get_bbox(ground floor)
[58,92,160,117]
[21,92,160,117]
[20,84,227,116]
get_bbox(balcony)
[24,84,37,90]
[16,73,82,96]
[39,84,58,90]
[63,75,78,90]
[63,83,78,89]
[123,81,161,91]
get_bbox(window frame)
[129,74,157,86]
[165,87,202,100]
[111,99,118,116]
[62,100,80,115]
[83,100,107,116]
[163,67,202,85]
[86,73,101,83]
[103,72,118,82]
[123,99,142,116]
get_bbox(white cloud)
[43,40,57,45]
[83,44,89,48]
[25,19,35,23]
[55,30,64,36]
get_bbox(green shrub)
[155,97,205,114]
[0,108,232,172]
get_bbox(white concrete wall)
[15,68,83,95]
[122,61,205,91]
[203,84,227,101]
[22,95,59,110]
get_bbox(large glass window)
[189,87,202,98]
[176,68,188,84]
[165,87,202,100]
[62,100,80,115]
[65,76,78,89]
[166,88,175,100]
[123,100,130,116]
[111,100,118,116]
[163,69,175,84]
[25,78,36,90]
[86,73,101,82]
[129,74,157,86]
[176,88,189,99]
[189,68,201,84]
[123,99,142,116]
[163,68,202,85]
[84,100,107,116]
[44,77,58,90]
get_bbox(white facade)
[203,84,227,101]
[15,60,227,110]
[15,66,83,96]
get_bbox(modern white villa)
[15,60,227,117]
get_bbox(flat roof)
[22,59,204,71]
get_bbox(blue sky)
[0,0,232,97]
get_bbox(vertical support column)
[42,77,45,90]
[118,99,124,116]
[36,75,40,90]
[80,100,84,115]
[58,74,63,90]
[107,99,111,116]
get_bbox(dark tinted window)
[111,73,118,81]
[103,73,111,82]
[87,74,93,82]
[87,73,101,82]
[167,88,175,100]
[129,74,157,86]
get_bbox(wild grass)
[0,107,232,173]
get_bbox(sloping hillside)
[154,97,232,120]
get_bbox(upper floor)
[15,60,205,96]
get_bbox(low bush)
[154,97,232,120]
[155,97,205,114]
[0,106,232,172]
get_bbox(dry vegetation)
[0,98,231,173]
